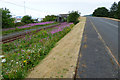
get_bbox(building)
[14,16,22,23]
[56,14,69,22]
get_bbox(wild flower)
[50,23,72,34]
[1,59,6,63]
[0,55,5,58]
[21,49,25,52]
[17,21,54,29]
[24,60,26,63]
[16,62,18,64]
[29,45,31,47]
[2,22,74,79]
[27,49,31,52]
[11,60,13,62]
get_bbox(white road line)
[89,18,120,67]
[104,21,118,28]
[99,19,118,28]
[90,17,118,28]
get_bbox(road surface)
[76,17,119,79]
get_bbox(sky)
[0,0,119,18]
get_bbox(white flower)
[16,62,18,64]
[27,49,30,52]
[11,60,13,62]
[31,50,35,53]
[0,55,5,58]
[1,59,6,63]
[38,49,41,51]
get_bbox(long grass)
[2,23,74,79]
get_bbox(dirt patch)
[26,17,86,78]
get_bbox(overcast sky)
[0,0,119,18]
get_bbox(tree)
[109,2,118,18]
[115,1,120,19]
[67,11,80,24]
[1,8,15,28]
[42,15,57,22]
[21,15,33,24]
[93,7,109,17]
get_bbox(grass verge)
[2,23,74,79]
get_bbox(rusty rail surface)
[2,24,60,44]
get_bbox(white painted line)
[100,19,118,28]
[104,21,118,28]
[89,19,120,67]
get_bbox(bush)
[42,15,57,22]
[93,7,109,17]
[1,8,15,28]
[67,11,80,24]
[15,22,25,27]
[21,15,34,24]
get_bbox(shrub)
[42,15,57,22]
[1,8,15,28]
[15,22,25,27]
[67,11,80,24]
[21,15,34,24]
[93,7,109,17]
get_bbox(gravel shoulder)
[26,17,86,78]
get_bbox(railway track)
[2,24,60,44]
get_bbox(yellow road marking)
[83,44,87,48]
[84,35,87,42]
[89,19,120,67]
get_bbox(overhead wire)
[1,0,51,14]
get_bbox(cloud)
[0,0,119,18]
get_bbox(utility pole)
[24,1,26,15]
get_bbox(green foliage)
[92,1,120,19]
[21,15,33,24]
[93,7,109,17]
[67,11,80,24]
[42,15,57,22]
[109,2,118,18]
[115,1,120,19]
[1,8,15,28]
[2,24,74,79]
[2,22,58,35]
[15,22,25,27]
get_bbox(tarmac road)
[76,17,119,79]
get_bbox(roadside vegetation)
[1,8,15,28]
[1,8,55,29]
[2,22,58,35]
[1,7,79,79]
[41,15,57,22]
[67,11,80,24]
[21,15,34,24]
[2,23,74,79]
[93,1,120,19]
